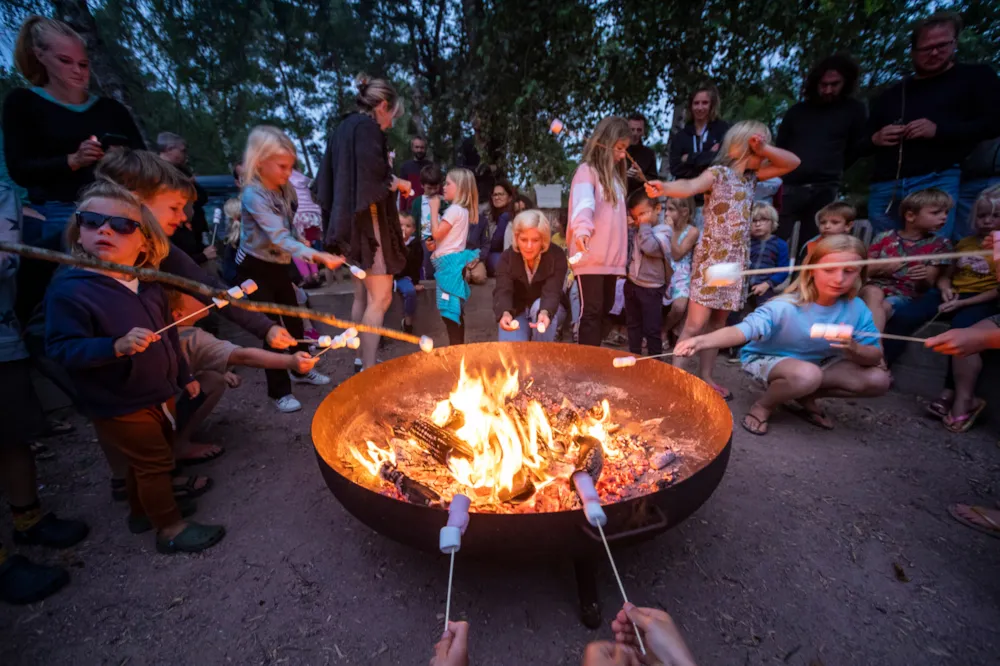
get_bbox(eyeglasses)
[492,192,508,198]
[75,210,141,235]
[914,39,955,54]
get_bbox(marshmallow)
[419,336,434,353]
[535,321,547,334]
[568,252,584,265]
[704,263,741,287]
[213,209,222,224]
[572,471,607,527]
[211,297,229,308]
[440,494,471,555]
[349,265,367,279]
[613,356,637,368]
[226,286,245,299]
[347,336,361,350]
[810,324,853,341]
[549,118,564,135]
[239,279,258,295]
[344,327,359,339]
[439,526,462,554]
[509,319,520,330]
[316,335,333,348]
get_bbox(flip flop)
[943,399,987,434]
[787,402,834,430]
[176,444,225,466]
[925,398,952,419]
[948,504,1000,540]
[709,383,733,401]
[740,412,768,436]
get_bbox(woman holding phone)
[2,16,145,243]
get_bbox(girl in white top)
[428,168,479,345]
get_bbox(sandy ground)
[1,321,999,666]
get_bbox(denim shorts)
[742,353,843,384]
[885,294,913,312]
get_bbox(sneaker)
[292,369,331,386]
[402,318,414,335]
[274,394,302,413]
[12,513,89,549]
[0,554,70,605]
[354,358,364,375]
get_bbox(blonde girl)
[663,196,699,343]
[237,125,343,413]
[565,116,631,347]
[45,181,225,553]
[674,235,890,436]
[646,120,801,399]
[428,168,480,345]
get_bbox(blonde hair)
[752,202,779,232]
[242,125,298,208]
[224,198,242,246]
[666,197,695,225]
[355,74,402,118]
[67,181,170,269]
[784,234,867,304]
[511,210,552,253]
[899,188,953,221]
[969,184,1000,233]
[445,168,479,224]
[14,16,85,86]
[95,149,197,201]
[714,120,772,168]
[582,117,630,204]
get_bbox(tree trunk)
[50,0,149,144]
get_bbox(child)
[662,197,699,345]
[412,164,444,281]
[566,116,631,347]
[800,201,856,261]
[395,210,424,334]
[289,170,324,289]
[236,126,344,413]
[746,203,789,305]
[166,289,320,449]
[645,121,801,399]
[44,181,225,553]
[927,186,1000,432]
[860,188,953,332]
[624,188,673,356]
[428,168,479,345]
[221,197,241,285]
[675,235,891,436]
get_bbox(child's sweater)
[748,236,790,287]
[396,237,424,284]
[626,223,673,289]
[566,163,627,276]
[45,268,192,418]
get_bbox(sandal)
[943,399,986,434]
[172,475,214,500]
[787,402,834,430]
[709,383,733,401]
[740,412,768,436]
[128,499,198,534]
[947,504,1000,539]
[176,444,225,466]
[155,522,226,554]
[926,397,952,419]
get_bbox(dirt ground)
[1,317,999,666]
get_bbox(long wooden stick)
[740,249,991,279]
[0,241,423,346]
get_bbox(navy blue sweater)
[44,268,192,418]
[748,236,790,287]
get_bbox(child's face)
[812,251,863,299]
[750,214,773,240]
[628,201,655,226]
[76,198,147,266]
[973,199,1000,235]
[612,139,629,163]
[144,189,189,237]
[906,205,948,234]
[818,214,851,237]
[423,182,441,197]
[442,176,458,202]
[259,151,295,189]
[400,217,415,241]
[664,202,684,226]
[171,292,209,325]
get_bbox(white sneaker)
[274,394,302,413]
[292,369,331,386]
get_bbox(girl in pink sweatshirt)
[566,116,631,346]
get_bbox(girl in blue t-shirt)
[675,235,891,436]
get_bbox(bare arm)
[229,346,295,370]
[647,169,716,199]
[756,145,801,182]
[670,226,699,261]
[677,325,748,357]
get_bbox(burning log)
[379,462,440,506]
[575,435,604,481]
[497,471,536,504]
[408,419,475,462]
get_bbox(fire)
[350,440,395,477]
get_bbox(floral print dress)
[688,165,757,311]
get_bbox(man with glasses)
[863,11,1000,241]
[626,113,658,196]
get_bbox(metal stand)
[574,558,602,629]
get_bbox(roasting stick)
[572,473,646,656]
[809,323,928,344]
[0,241,434,350]
[155,280,257,335]
[439,494,471,634]
[612,352,676,368]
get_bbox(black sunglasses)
[76,210,142,235]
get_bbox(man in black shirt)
[776,55,866,243]
[863,12,1000,240]
[626,113,658,196]
[397,136,430,211]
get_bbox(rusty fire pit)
[312,342,732,626]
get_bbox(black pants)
[577,274,618,347]
[235,254,307,399]
[623,280,664,356]
[777,182,839,245]
[442,314,465,346]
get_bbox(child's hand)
[415,283,426,292]
[644,181,666,198]
[673,337,703,357]
[223,371,242,388]
[907,264,931,281]
[426,238,437,252]
[184,379,201,398]
[288,351,318,374]
[114,328,159,357]
[266,325,296,350]
[748,134,768,155]
[938,298,964,313]
[751,282,771,297]
[939,284,957,303]
[314,252,346,270]
[575,234,591,253]
[499,312,518,331]
[202,245,218,260]
[430,622,469,666]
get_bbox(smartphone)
[100,133,130,151]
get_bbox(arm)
[636,224,664,258]
[229,346,301,370]
[769,240,790,286]
[775,109,794,150]
[243,188,317,260]
[843,101,868,169]
[648,169,716,199]
[933,66,1000,143]
[430,201,454,243]
[671,226,699,261]
[44,293,120,369]
[948,288,999,308]
[668,132,697,179]
[756,145,801,182]
[568,168,597,247]
[678,325,749,356]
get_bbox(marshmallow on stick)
[155,280,255,334]
[809,323,928,344]
[440,494,471,634]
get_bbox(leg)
[882,289,943,364]
[698,308,732,391]
[664,298,688,338]
[359,274,395,369]
[776,183,810,243]
[808,360,892,401]
[754,358,825,415]
[673,301,712,367]
[443,314,465,346]
[498,314,531,342]
[577,274,610,347]
[860,285,888,331]
[175,370,227,462]
[396,277,417,327]
[640,286,664,356]
[948,352,983,422]
[623,281,644,355]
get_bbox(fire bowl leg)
[574,558,602,629]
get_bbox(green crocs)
[127,500,198,535]
[155,522,226,554]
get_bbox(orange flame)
[350,440,396,477]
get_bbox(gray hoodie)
[626,222,673,289]
[0,182,28,363]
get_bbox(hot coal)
[379,462,440,506]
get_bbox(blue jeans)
[497,302,564,342]
[868,168,961,240]
[24,201,76,246]
[395,277,417,317]
[956,176,1000,239]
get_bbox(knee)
[862,368,892,396]
[789,364,824,393]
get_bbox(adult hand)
[904,118,937,140]
[266,325,296,350]
[184,380,201,399]
[581,641,641,666]
[907,264,930,281]
[314,252,346,270]
[612,603,698,666]
[429,621,469,666]
[223,371,242,388]
[114,327,159,357]
[644,181,666,199]
[202,245,218,260]
[872,125,906,147]
[925,327,994,357]
[672,337,703,357]
[751,282,770,297]
[395,177,413,197]
[576,234,591,253]
[534,310,551,333]
[499,312,518,331]
[748,133,768,155]
[68,136,104,171]
[287,351,318,374]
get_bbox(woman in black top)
[668,84,731,214]
[315,75,412,372]
[3,16,144,244]
[485,180,516,276]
